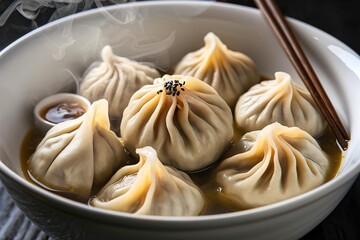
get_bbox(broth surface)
[20,125,342,215]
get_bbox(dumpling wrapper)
[120,74,234,171]
[29,99,127,198]
[174,32,260,109]
[80,45,160,121]
[91,146,204,216]
[216,122,330,208]
[235,72,326,137]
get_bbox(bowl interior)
[0,1,360,219]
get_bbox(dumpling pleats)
[216,122,329,208]
[91,146,204,216]
[80,45,160,121]
[120,74,233,171]
[29,99,127,198]
[235,72,326,137]
[174,32,260,109]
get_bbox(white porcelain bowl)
[1,2,360,240]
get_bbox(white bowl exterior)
[0,2,360,239]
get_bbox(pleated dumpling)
[216,122,329,208]
[79,45,160,121]
[91,146,204,216]
[174,32,260,109]
[235,72,326,137]
[120,74,234,171]
[29,99,127,198]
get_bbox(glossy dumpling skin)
[91,146,204,216]
[174,32,260,109]
[79,45,160,121]
[216,122,329,208]
[235,72,326,137]
[120,74,234,171]
[29,99,127,198]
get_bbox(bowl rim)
[0,0,360,226]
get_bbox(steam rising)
[0,0,211,91]
[0,0,133,26]
[0,0,177,64]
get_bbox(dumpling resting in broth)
[174,32,260,109]
[235,72,326,137]
[29,99,127,198]
[216,122,330,208]
[79,45,160,121]
[91,146,204,216]
[120,74,234,171]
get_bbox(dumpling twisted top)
[29,99,127,198]
[80,45,160,121]
[235,72,326,137]
[91,146,204,216]
[216,122,330,208]
[174,32,260,109]
[120,74,233,171]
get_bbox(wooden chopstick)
[254,0,350,150]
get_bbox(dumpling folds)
[235,72,326,137]
[80,45,160,121]
[216,122,329,208]
[174,32,260,109]
[91,146,204,216]
[29,99,127,198]
[120,74,234,171]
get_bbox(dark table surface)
[1,0,360,239]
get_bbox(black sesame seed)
[160,79,186,96]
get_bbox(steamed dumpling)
[79,45,160,121]
[91,146,204,216]
[216,122,330,208]
[174,32,260,109]
[235,72,326,137]
[120,74,234,171]
[29,99,127,198]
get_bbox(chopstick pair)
[254,0,350,150]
